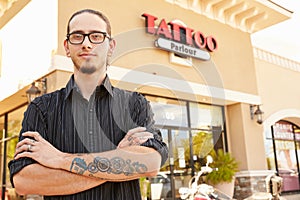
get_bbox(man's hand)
[117,127,154,148]
[14,131,65,169]
[14,127,155,172]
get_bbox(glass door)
[155,128,191,200]
[272,121,300,192]
[145,95,226,199]
[156,127,221,200]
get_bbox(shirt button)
[89,131,93,134]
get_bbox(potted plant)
[205,149,239,198]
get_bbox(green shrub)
[206,149,239,185]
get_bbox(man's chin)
[80,67,96,74]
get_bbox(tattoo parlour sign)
[142,13,218,61]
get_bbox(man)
[9,9,168,200]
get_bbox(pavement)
[244,192,300,200]
[281,193,300,200]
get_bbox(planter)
[213,177,235,198]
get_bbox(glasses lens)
[89,33,105,43]
[69,33,84,44]
[68,32,108,44]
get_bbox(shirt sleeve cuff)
[141,134,169,167]
[8,158,36,188]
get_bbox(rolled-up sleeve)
[8,99,46,187]
[129,92,169,166]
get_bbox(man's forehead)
[69,13,107,31]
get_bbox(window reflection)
[146,96,188,127]
[268,121,300,192]
[1,105,26,189]
[145,95,226,200]
[189,102,223,129]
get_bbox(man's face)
[64,12,114,75]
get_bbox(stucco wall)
[56,0,258,97]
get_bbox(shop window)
[0,115,4,182]
[189,102,224,129]
[145,95,226,199]
[0,105,27,190]
[146,96,188,128]
[145,95,225,168]
[266,121,300,192]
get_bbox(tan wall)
[56,0,258,97]
[255,58,300,124]
[55,0,264,171]
[226,103,267,170]
[46,70,72,93]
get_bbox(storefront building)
[0,0,298,199]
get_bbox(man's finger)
[126,127,147,135]
[22,131,42,142]
[118,134,153,148]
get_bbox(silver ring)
[27,144,32,151]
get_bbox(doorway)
[269,121,300,192]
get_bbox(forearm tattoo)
[70,156,148,176]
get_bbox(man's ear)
[108,38,116,57]
[64,40,71,57]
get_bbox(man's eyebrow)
[69,30,106,34]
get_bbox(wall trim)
[51,55,261,105]
[235,170,276,177]
[253,47,300,72]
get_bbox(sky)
[0,0,299,101]
[251,1,300,62]
[0,0,57,100]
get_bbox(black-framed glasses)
[66,31,110,45]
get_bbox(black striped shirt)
[9,75,168,200]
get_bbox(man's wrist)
[59,152,72,171]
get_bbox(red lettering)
[206,36,218,52]
[185,27,194,46]
[168,22,182,42]
[142,13,218,52]
[168,22,194,45]
[193,31,206,49]
[156,19,172,39]
[141,13,157,34]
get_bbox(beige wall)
[56,0,258,97]
[255,58,300,126]
[226,103,267,170]
[0,0,296,179]
[54,0,270,172]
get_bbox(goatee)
[80,66,97,74]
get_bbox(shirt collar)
[65,75,114,100]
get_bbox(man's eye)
[91,34,103,40]
[72,34,83,40]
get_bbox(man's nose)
[82,35,92,47]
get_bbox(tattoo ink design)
[133,162,147,173]
[87,162,98,174]
[70,157,88,174]
[123,160,135,176]
[110,157,125,174]
[95,157,110,172]
[128,136,133,142]
[87,156,148,176]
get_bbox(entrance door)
[151,128,190,200]
[271,121,300,192]
[144,95,226,199]
[152,126,221,200]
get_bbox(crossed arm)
[12,127,161,195]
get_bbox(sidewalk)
[282,193,300,200]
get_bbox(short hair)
[67,9,112,36]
